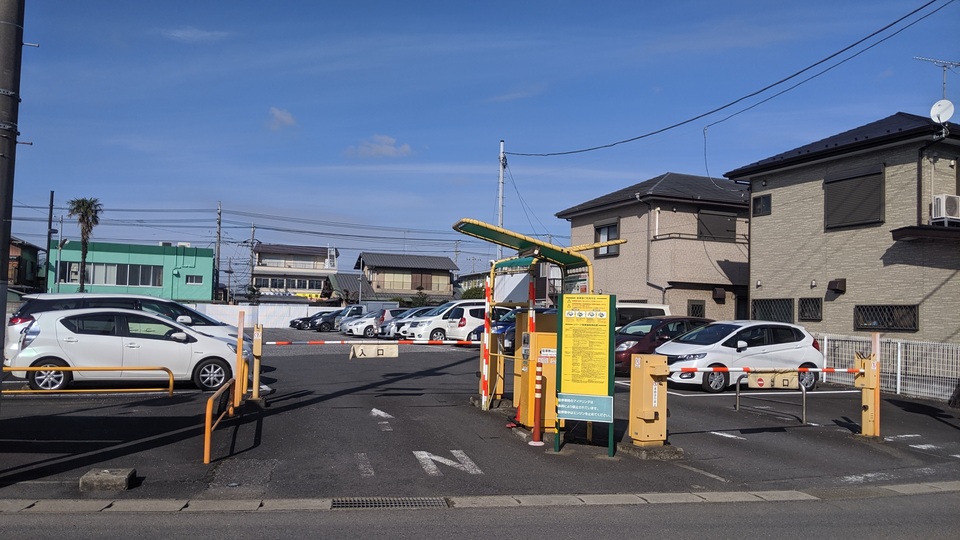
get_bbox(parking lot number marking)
[413,450,483,477]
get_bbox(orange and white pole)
[480,276,492,410]
[530,361,544,446]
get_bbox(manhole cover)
[330,497,449,509]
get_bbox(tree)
[66,197,103,293]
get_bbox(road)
[1,328,959,536]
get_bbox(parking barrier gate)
[629,355,881,447]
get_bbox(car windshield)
[673,323,740,345]
[618,319,657,337]
[498,309,522,324]
[421,303,452,317]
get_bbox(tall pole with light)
[55,217,67,293]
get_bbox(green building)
[47,240,214,302]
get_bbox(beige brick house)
[726,112,960,343]
[555,172,750,320]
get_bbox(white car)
[655,320,824,393]
[404,300,504,341]
[341,312,378,337]
[6,293,245,362]
[5,308,247,392]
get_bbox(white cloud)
[160,26,232,43]
[268,107,296,131]
[346,134,412,158]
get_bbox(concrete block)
[79,468,136,492]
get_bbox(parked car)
[289,309,339,330]
[379,306,434,339]
[342,308,408,338]
[405,300,508,342]
[311,309,344,332]
[6,293,244,362]
[334,305,366,331]
[6,308,248,392]
[655,320,824,393]
[614,316,712,375]
[471,307,556,353]
[614,302,672,330]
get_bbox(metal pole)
[497,140,505,260]
[55,217,63,293]
[45,190,53,276]
[214,202,221,301]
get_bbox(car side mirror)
[736,339,748,352]
[169,332,189,342]
[176,315,193,325]
[657,334,671,341]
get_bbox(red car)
[614,316,712,375]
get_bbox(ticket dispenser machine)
[515,312,559,429]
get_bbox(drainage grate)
[330,497,449,509]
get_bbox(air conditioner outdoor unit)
[932,194,960,224]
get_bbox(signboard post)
[555,293,615,456]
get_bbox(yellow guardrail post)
[251,324,264,403]
[204,378,236,464]
[1,366,175,395]
[854,351,880,437]
[629,354,668,447]
[234,312,246,407]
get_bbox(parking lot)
[1,327,959,503]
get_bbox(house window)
[854,305,918,331]
[798,298,822,321]
[751,298,794,323]
[308,279,324,290]
[752,194,771,217]
[594,218,619,257]
[824,166,884,229]
[687,300,706,318]
[186,275,203,285]
[698,211,737,242]
[254,277,269,288]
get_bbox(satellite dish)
[930,99,954,124]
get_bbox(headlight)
[675,353,707,361]
[616,341,638,352]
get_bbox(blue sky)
[10,1,959,283]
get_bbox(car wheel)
[798,363,818,391]
[319,322,332,332]
[28,358,72,391]
[363,326,376,338]
[193,358,231,391]
[701,365,728,393]
[429,328,446,342]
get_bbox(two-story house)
[726,112,960,343]
[251,243,337,302]
[354,252,458,303]
[555,172,750,319]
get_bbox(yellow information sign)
[559,294,613,397]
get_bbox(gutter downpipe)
[917,135,947,226]
[642,199,670,303]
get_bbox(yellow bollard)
[854,352,880,437]
[629,354,668,447]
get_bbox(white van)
[6,293,244,361]
[615,302,671,330]
[403,300,505,341]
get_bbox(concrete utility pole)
[214,202,221,301]
[498,140,505,260]
[0,0,25,414]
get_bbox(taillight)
[458,317,467,328]
[9,315,33,326]
[20,322,40,350]
[812,339,821,352]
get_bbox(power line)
[505,0,951,158]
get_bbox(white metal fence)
[817,333,960,405]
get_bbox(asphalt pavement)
[1,327,959,516]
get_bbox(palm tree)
[66,197,103,293]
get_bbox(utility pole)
[214,202,221,301]
[249,224,256,290]
[45,190,53,276]
[498,140,505,260]
[0,0,25,415]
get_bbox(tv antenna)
[915,56,960,100]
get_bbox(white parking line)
[909,444,939,450]
[709,431,746,440]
